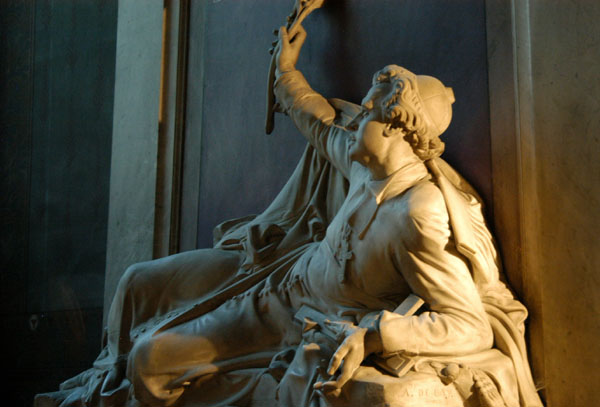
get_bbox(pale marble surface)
[104,0,164,319]
[529,0,600,405]
[486,0,600,405]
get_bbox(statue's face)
[349,82,395,171]
[349,80,419,179]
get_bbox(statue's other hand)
[276,25,307,74]
[313,325,367,397]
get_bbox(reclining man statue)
[37,23,543,407]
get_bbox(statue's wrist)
[364,328,383,355]
[276,64,296,76]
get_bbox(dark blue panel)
[28,0,117,312]
[0,0,35,316]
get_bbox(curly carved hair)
[372,65,445,161]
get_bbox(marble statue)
[36,13,544,407]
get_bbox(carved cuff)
[357,311,383,352]
[378,310,420,356]
[273,69,312,112]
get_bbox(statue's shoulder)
[399,178,448,222]
[380,179,450,247]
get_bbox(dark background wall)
[0,1,117,405]
[188,0,491,248]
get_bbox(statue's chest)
[323,192,405,297]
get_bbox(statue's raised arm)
[273,23,358,179]
[265,0,325,134]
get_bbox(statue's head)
[372,65,455,160]
[349,65,454,173]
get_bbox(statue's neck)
[366,159,429,204]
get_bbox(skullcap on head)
[415,75,454,137]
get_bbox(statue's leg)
[127,281,302,406]
[37,249,245,407]
[105,248,244,359]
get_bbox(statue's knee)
[127,334,162,396]
[127,334,183,405]
[123,261,147,282]
[117,261,153,295]
[127,334,153,379]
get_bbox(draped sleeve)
[378,181,494,356]
[274,70,354,179]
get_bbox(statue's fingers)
[330,388,342,397]
[327,346,348,375]
[334,361,355,389]
[314,381,343,397]
[269,41,281,55]
[291,24,307,48]
[278,26,289,43]
[293,24,307,41]
[315,380,339,390]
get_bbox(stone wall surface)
[488,0,600,403]
[103,0,164,316]
[528,0,600,404]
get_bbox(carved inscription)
[385,379,464,407]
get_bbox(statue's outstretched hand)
[313,322,381,397]
[276,25,307,74]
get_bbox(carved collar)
[366,160,430,205]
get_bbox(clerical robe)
[36,70,541,407]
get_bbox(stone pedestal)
[343,367,466,407]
